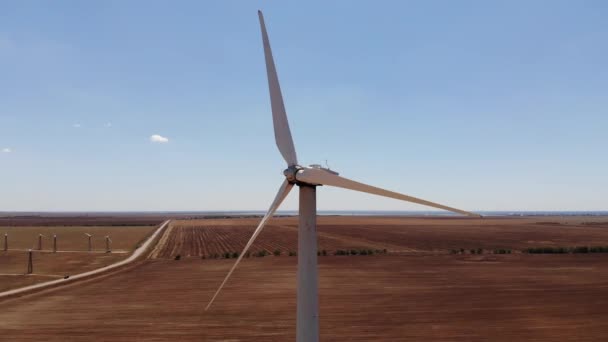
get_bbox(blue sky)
[1,1,606,211]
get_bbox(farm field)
[0,225,157,252]
[153,216,608,258]
[0,225,157,291]
[0,214,166,227]
[1,254,608,340]
[1,216,608,341]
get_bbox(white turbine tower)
[206,10,480,342]
[27,249,33,274]
[105,236,112,253]
[85,233,92,252]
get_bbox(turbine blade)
[258,10,298,166]
[296,168,480,217]
[205,179,294,310]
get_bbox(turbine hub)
[283,165,301,183]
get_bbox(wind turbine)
[84,233,92,252]
[105,236,112,253]
[37,234,46,251]
[205,10,480,342]
[27,249,33,274]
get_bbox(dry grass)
[0,226,156,252]
[0,225,156,292]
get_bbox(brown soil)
[1,216,608,341]
[154,216,608,258]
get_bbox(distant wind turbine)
[105,236,112,253]
[37,234,46,251]
[205,11,480,342]
[85,233,92,252]
[27,249,33,274]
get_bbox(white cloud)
[72,123,81,128]
[150,134,169,143]
[104,122,112,128]
[2,148,11,153]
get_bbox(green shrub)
[256,250,268,257]
[350,249,358,256]
[174,254,181,261]
[223,252,231,259]
[526,246,608,254]
[526,246,569,254]
[493,249,511,254]
[245,251,251,258]
[360,249,368,255]
[273,249,281,256]
[288,251,297,256]
[459,248,465,254]
[470,249,476,255]
[322,250,327,256]
[232,252,239,258]
[476,248,483,254]
[335,250,347,256]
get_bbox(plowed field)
[152,216,608,258]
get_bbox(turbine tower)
[27,249,33,274]
[206,11,480,342]
[37,234,46,251]
[53,234,57,253]
[85,233,92,252]
[4,233,7,252]
[105,236,112,253]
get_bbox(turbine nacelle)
[284,165,340,186]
